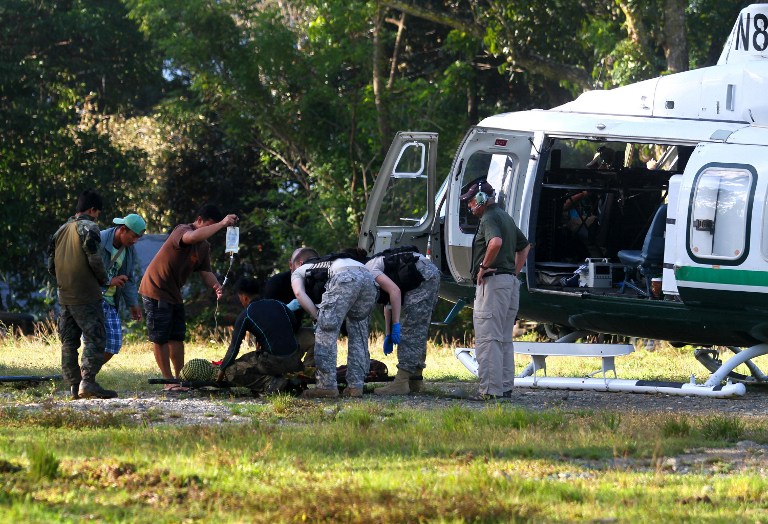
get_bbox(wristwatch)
[479,264,489,270]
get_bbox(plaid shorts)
[102,300,122,354]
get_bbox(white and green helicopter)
[359,4,768,398]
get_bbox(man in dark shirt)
[461,179,531,401]
[215,277,302,395]
[263,246,319,366]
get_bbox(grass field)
[1,330,767,522]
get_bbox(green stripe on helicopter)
[676,266,768,289]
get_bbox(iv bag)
[225,226,240,254]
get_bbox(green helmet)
[179,359,214,382]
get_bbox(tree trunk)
[372,2,390,159]
[663,0,688,73]
[618,0,653,61]
[386,12,406,89]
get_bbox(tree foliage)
[0,0,162,309]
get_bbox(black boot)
[78,380,118,399]
[69,384,80,400]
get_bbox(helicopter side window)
[688,166,754,264]
[378,142,429,228]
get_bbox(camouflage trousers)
[58,301,106,386]
[223,350,303,393]
[315,267,377,390]
[296,326,316,367]
[396,258,441,374]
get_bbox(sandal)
[163,384,190,392]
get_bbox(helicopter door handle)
[693,219,715,233]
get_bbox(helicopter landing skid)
[696,344,768,386]
[454,346,748,398]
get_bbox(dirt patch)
[8,380,768,424]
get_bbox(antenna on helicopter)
[594,58,605,90]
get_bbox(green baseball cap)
[113,214,146,236]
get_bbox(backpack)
[373,246,425,304]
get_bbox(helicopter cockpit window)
[377,142,429,228]
[689,166,753,263]
[458,152,516,233]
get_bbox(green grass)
[1,331,767,521]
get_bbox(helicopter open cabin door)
[359,132,438,258]
[445,128,534,282]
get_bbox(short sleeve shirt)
[365,253,428,282]
[291,258,365,284]
[139,224,212,304]
[471,204,528,278]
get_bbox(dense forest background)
[0,0,752,325]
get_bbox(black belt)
[481,271,515,278]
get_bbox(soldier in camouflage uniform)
[366,250,440,395]
[47,189,117,400]
[291,249,377,398]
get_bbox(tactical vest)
[302,252,350,304]
[373,246,425,304]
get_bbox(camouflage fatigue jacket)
[47,215,108,306]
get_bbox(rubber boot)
[375,369,410,395]
[409,374,423,393]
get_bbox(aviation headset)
[474,182,491,206]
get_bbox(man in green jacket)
[47,189,118,400]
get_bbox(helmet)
[179,359,215,382]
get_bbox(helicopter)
[358,3,768,398]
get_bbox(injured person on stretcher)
[215,277,304,396]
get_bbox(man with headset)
[460,179,531,401]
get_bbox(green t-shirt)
[103,245,126,307]
[471,204,529,278]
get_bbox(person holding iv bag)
[139,204,238,390]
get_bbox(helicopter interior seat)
[617,203,668,297]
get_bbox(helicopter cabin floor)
[531,261,674,301]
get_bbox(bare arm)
[182,214,238,245]
[515,243,532,275]
[375,274,401,329]
[563,190,588,211]
[383,306,392,334]
[200,271,222,299]
[476,236,502,286]
[292,278,319,321]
